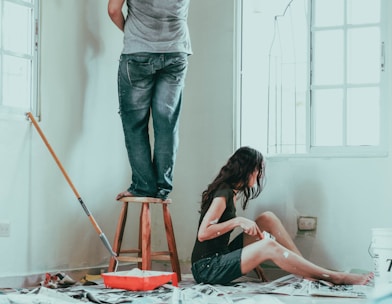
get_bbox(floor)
[270,296,369,303]
[173,273,372,304]
[0,271,376,304]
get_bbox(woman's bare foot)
[116,191,134,201]
[332,272,374,285]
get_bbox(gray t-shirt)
[123,0,192,55]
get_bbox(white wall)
[239,0,392,273]
[0,0,236,283]
[242,157,392,272]
[0,0,389,285]
[0,0,129,278]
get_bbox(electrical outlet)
[297,216,317,231]
[0,221,10,237]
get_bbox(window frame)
[238,0,389,158]
[0,0,40,120]
[307,0,388,158]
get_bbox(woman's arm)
[197,197,263,242]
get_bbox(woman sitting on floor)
[191,146,373,285]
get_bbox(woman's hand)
[237,217,263,239]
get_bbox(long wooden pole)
[26,112,117,258]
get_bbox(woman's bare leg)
[243,211,301,281]
[250,211,301,255]
[240,239,372,285]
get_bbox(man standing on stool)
[108,0,192,200]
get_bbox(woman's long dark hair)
[201,147,264,212]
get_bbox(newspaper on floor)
[0,287,84,304]
[63,284,174,303]
[41,280,284,304]
[259,274,372,298]
[0,273,372,303]
[309,280,371,298]
[172,283,285,304]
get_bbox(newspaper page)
[308,280,370,298]
[259,275,309,296]
[260,274,371,298]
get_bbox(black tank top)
[191,188,237,263]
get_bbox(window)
[0,0,40,118]
[239,0,388,157]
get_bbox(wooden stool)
[108,197,181,281]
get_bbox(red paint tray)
[102,269,178,291]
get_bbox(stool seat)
[108,196,181,281]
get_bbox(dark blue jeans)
[117,52,188,199]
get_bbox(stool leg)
[140,202,152,270]
[137,205,143,269]
[108,202,128,272]
[162,204,182,281]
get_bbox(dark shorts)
[191,233,244,285]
